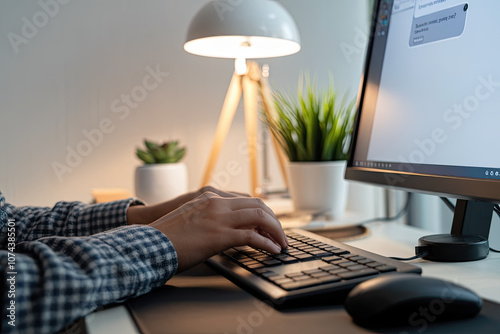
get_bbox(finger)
[257,227,287,249]
[226,197,287,244]
[198,186,249,198]
[222,197,279,221]
[227,191,251,197]
[193,194,278,223]
[232,229,282,254]
[225,208,288,249]
[192,193,288,247]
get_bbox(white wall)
[0,0,377,212]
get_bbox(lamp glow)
[184,0,301,59]
[234,57,248,75]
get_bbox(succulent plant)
[136,139,186,164]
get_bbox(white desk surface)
[85,220,500,333]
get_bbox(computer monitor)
[346,0,500,261]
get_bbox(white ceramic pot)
[134,163,188,205]
[286,161,348,218]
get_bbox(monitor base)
[417,234,489,262]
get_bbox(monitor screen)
[346,0,500,261]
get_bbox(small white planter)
[287,161,348,218]
[134,163,188,205]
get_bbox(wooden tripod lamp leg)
[201,73,242,187]
[259,74,289,188]
[242,72,260,197]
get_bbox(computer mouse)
[344,274,482,327]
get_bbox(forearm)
[1,225,177,334]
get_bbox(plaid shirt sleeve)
[1,194,144,243]
[0,192,178,334]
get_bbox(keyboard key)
[318,275,342,284]
[261,271,279,278]
[294,278,321,288]
[337,261,357,268]
[288,250,306,256]
[268,275,287,282]
[346,265,369,271]
[367,261,385,268]
[285,272,305,278]
[337,269,378,280]
[274,253,291,259]
[280,282,302,290]
[332,249,351,256]
[247,263,265,269]
[263,259,282,266]
[255,268,271,274]
[274,278,294,285]
[275,256,299,264]
[303,269,324,275]
[357,258,375,264]
[328,268,350,275]
[319,264,340,271]
[243,260,261,266]
[375,265,397,273]
[294,253,316,261]
[309,241,323,246]
[239,258,257,264]
[309,250,334,257]
[310,272,330,278]
[322,256,343,263]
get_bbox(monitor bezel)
[345,0,500,204]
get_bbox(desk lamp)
[184,0,301,196]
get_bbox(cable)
[440,197,455,212]
[494,204,500,218]
[441,197,500,218]
[390,252,428,261]
[390,244,429,261]
[353,192,412,226]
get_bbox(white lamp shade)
[184,0,301,59]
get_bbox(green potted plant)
[134,139,188,204]
[264,75,356,217]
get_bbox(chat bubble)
[414,0,464,18]
[409,3,468,47]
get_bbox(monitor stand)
[416,199,494,262]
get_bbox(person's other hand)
[148,191,288,273]
[127,186,249,225]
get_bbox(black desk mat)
[127,264,500,334]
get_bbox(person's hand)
[127,186,249,225]
[148,191,288,273]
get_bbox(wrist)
[126,195,188,225]
[126,205,149,225]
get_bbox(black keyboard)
[207,228,422,308]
